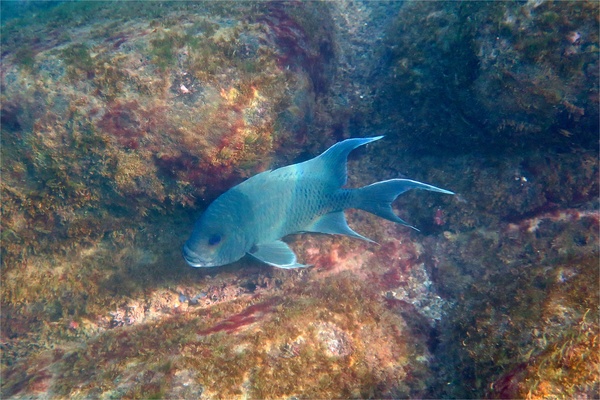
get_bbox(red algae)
[97,100,145,149]
[196,297,279,336]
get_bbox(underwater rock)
[1,1,598,399]
[419,149,599,398]
[1,272,436,399]
[0,3,440,398]
[0,1,337,266]
[379,0,599,153]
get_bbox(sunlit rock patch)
[2,267,436,398]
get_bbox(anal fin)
[304,211,376,243]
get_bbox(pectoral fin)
[305,211,376,243]
[249,240,308,269]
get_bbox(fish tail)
[356,179,454,230]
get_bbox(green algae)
[150,31,185,71]
[13,46,36,71]
[60,43,94,78]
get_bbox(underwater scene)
[1,1,598,398]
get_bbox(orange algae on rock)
[490,306,599,399]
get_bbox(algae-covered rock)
[421,150,599,398]
[1,216,440,399]
[1,2,598,399]
[380,0,599,153]
[0,2,439,398]
[0,2,336,266]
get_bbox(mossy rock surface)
[1,2,336,266]
[1,2,598,399]
[379,0,599,153]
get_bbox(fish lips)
[182,244,211,268]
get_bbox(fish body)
[183,136,453,268]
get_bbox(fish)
[183,136,453,269]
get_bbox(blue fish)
[183,136,453,269]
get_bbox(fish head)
[183,222,249,267]
[183,191,251,268]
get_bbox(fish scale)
[183,136,454,269]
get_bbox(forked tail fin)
[356,179,454,229]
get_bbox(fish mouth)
[182,244,209,268]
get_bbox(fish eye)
[208,234,221,246]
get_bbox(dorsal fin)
[301,136,383,187]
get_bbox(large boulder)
[379,0,598,153]
[1,2,336,264]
